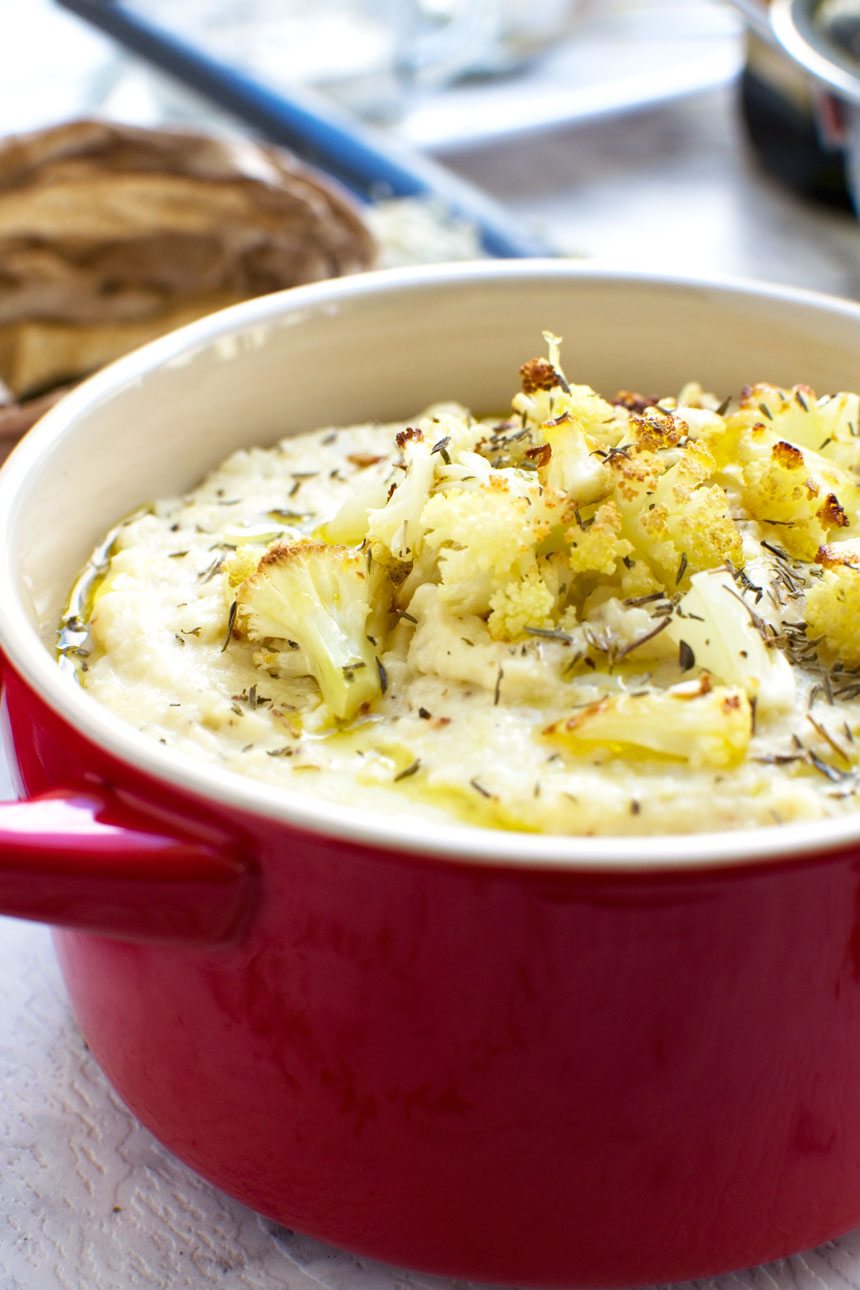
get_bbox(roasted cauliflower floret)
[720,383,819,463]
[565,501,634,580]
[419,475,567,630]
[534,415,612,504]
[487,569,557,641]
[724,382,860,471]
[544,680,753,768]
[324,406,486,547]
[512,337,624,503]
[514,333,626,442]
[365,427,436,563]
[232,540,392,720]
[607,440,743,590]
[628,408,686,453]
[806,558,860,668]
[735,430,860,559]
[423,478,532,574]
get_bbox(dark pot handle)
[0,786,256,946]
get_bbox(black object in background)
[740,32,854,209]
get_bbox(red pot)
[2,263,860,1287]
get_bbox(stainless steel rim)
[770,0,860,107]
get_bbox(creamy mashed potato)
[60,343,860,835]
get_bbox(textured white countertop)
[3,2,860,1287]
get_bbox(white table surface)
[3,2,860,1288]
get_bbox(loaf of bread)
[0,117,376,447]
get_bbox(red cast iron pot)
[3,263,860,1288]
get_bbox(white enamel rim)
[3,259,860,874]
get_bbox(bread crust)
[0,118,376,401]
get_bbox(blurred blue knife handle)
[54,0,554,258]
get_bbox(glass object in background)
[123,0,584,121]
[204,0,408,119]
[406,0,583,85]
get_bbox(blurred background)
[0,0,857,286]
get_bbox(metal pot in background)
[732,0,860,212]
[770,0,860,210]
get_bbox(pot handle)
[0,786,256,946]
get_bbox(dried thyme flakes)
[56,351,860,835]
